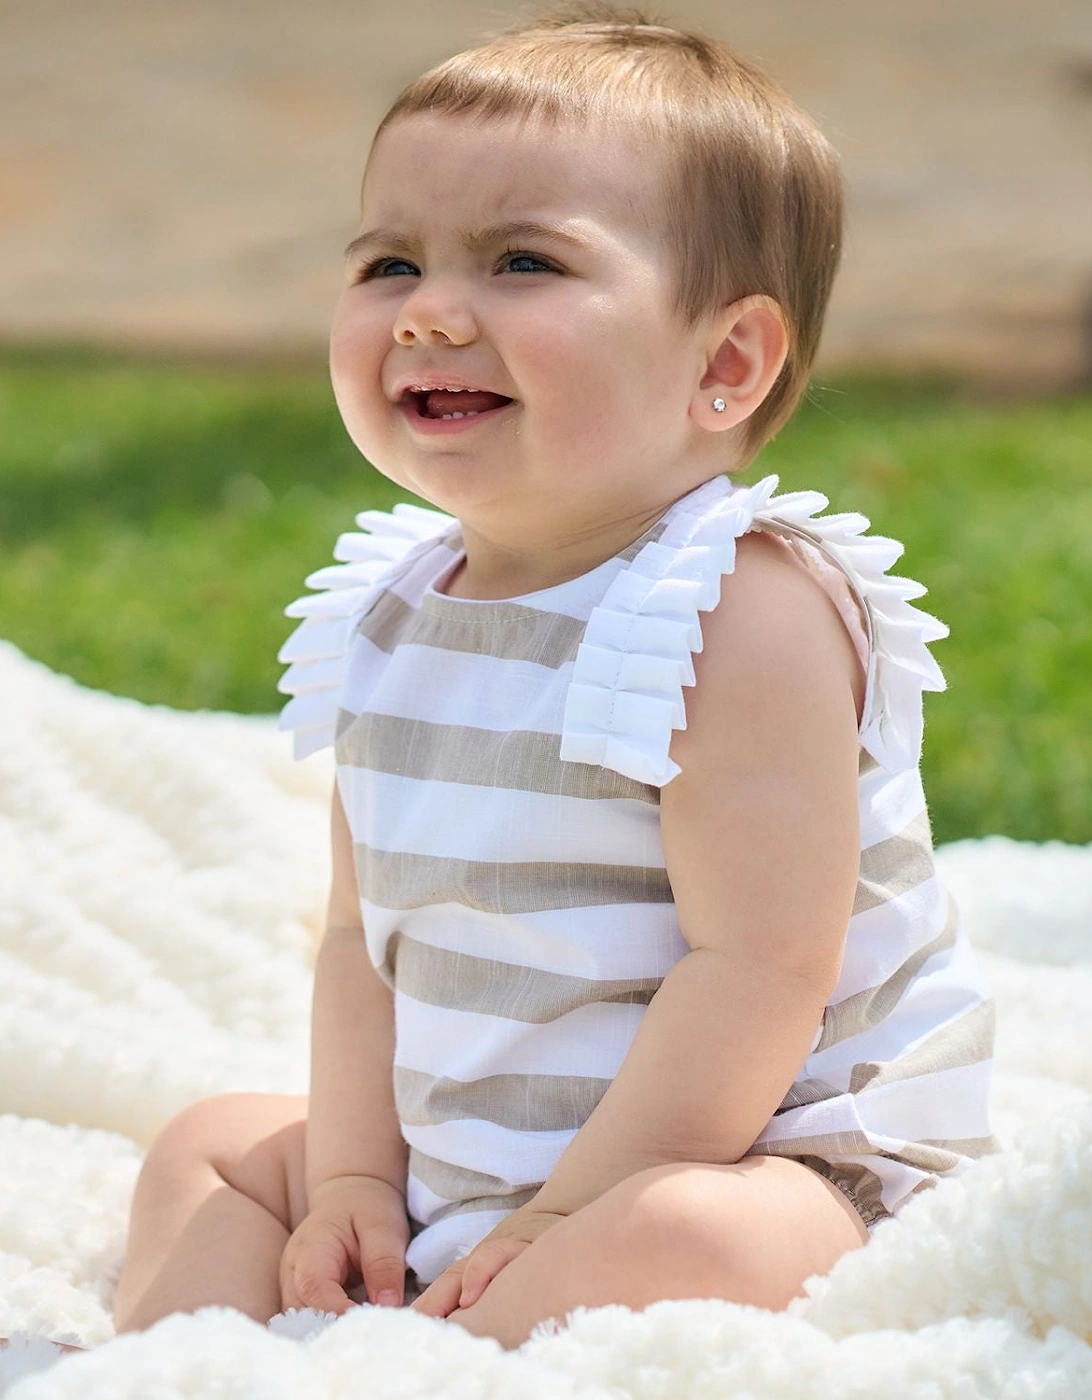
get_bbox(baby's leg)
[113,1092,309,1334]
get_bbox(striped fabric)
[280,473,1001,1283]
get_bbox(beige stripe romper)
[279,472,1002,1285]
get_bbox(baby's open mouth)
[403,388,514,420]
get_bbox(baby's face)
[330,110,719,529]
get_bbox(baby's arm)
[307,782,407,1201]
[534,531,863,1217]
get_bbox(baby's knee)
[141,1092,290,1176]
[137,1092,307,1226]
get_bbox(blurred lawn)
[1,345,1089,844]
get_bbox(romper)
[278,471,1002,1285]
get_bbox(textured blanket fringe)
[265,1306,342,1341]
[0,1333,84,1394]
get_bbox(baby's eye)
[351,251,556,282]
[353,257,416,281]
[503,252,554,274]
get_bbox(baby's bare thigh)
[151,1091,310,1235]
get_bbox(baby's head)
[332,3,843,510]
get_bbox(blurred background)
[1,0,1090,842]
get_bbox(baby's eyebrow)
[343,219,593,261]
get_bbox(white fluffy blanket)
[1,636,1090,1398]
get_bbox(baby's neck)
[443,504,671,601]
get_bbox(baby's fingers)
[281,1236,355,1316]
[458,1238,527,1309]
[356,1224,409,1309]
[409,1266,464,1318]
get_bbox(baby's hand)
[410,1203,567,1319]
[280,1175,409,1315]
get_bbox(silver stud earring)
[712,397,727,413]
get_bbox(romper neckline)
[418,477,723,622]
[279,468,948,774]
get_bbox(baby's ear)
[694,294,788,432]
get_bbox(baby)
[111,1,1001,1351]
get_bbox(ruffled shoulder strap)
[559,473,948,786]
[277,501,457,758]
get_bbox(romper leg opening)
[793,1154,891,1232]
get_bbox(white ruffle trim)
[559,472,948,786]
[277,502,456,758]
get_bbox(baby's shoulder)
[716,476,946,772]
[708,524,854,646]
[735,528,869,722]
[669,527,865,774]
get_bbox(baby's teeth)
[439,410,481,420]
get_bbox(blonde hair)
[366,2,844,467]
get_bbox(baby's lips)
[421,388,513,414]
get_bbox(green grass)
[2,344,1090,844]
